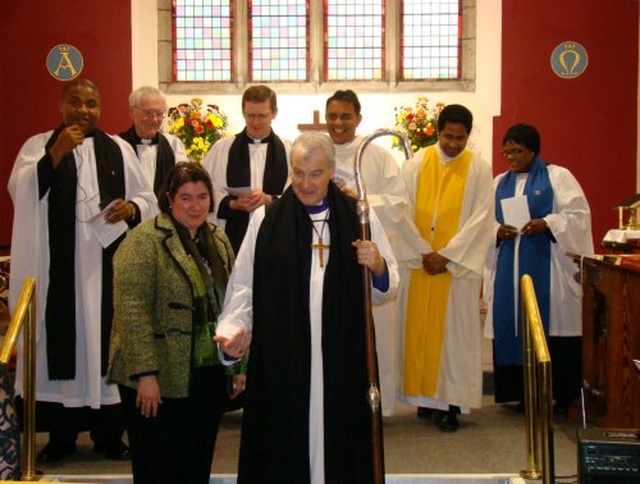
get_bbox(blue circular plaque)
[46,44,84,81]
[550,41,588,79]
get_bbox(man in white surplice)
[118,85,188,194]
[324,89,415,417]
[215,132,398,483]
[8,79,157,462]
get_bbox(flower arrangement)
[392,96,446,152]
[166,97,229,162]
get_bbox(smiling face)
[60,82,101,135]
[131,95,166,139]
[170,181,211,237]
[290,147,335,207]
[437,122,469,159]
[502,140,535,173]
[325,100,362,145]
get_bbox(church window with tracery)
[164,0,471,92]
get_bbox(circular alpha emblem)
[550,41,588,79]
[46,44,84,81]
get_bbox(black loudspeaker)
[578,428,640,483]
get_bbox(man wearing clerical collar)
[202,85,291,254]
[215,132,399,483]
[118,86,188,194]
[324,89,414,417]
[400,104,495,432]
[7,78,158,462]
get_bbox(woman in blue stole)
[484,124,594,415]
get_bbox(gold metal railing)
[0,276,38,481]
[519,274,555,483]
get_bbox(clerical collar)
[246,129,272,144]
[305,197,329,214]
[436,142,465,163]
[137,132,159,145]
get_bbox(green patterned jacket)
[108,212,240,398]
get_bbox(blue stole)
[493,156,553,366]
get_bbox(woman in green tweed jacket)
[108,162,244,484]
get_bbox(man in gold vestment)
[400,104,494,432]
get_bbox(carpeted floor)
[31,395,582,481]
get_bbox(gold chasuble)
[403,147,472,397]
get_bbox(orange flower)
[166,97,229,162]
[393,97,446,152]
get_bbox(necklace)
[311,217,330,267]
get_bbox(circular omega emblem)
[550,41,588,79]
[46,44,84,81]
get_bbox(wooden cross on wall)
[297,110,328,132]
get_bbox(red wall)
[494,0,638,246]
[0,2,133,252]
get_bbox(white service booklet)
[500,195,530,231]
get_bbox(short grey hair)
[290,132,336,170]
[129,86,166,109]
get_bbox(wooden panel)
[581,257,640,428]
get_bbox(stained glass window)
[325,1,384,81]
[402,0,461,80]
[173,0,232,82]
[249,1,308,82]
[170,1,465,84]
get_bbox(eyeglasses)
[137,109,166,119]
[501,148,524,158]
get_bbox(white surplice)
[128,132,187,188]
[8,132,158,408]
[201,135,292,230]
[483,164,594,339]
[333,135,416,416]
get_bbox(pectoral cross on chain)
[312,236,330,267]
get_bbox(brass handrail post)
[0,276,38,481]
[22,280,38,481]
[519,274,555,484]
[521,293,541,480]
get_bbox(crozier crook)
[353,129,412,484]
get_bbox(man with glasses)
[119,86,188,195]
[202,85,290,254]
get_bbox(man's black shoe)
[94,441,131,461]
[416,406,434,419]
[437,406,460,432]
[37,442,77,463]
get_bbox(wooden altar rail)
[0,277,37,481]
[519,275,555,484]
